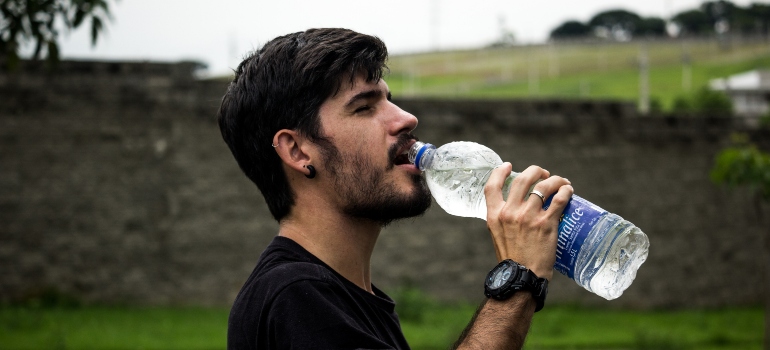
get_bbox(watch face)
[490,264,514,289]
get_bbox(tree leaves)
[711,137,770,201]
[90,15,101,46]
[549,1,770,41]
[46,38,58,63]
[0,0,113,69]
[550,21,591,39]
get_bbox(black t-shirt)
[228,236,411,350]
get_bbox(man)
[218,28,573,349]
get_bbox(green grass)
[525,306,762,350]
[386,38,770,111]
[397,300,763,350]
[0,305,229,350]
[0,303,762,350]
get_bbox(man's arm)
[453,295,535,349]
[453,163,573,350]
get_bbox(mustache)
[388,133,419,166]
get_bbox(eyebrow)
[343,88,390,109]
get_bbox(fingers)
[525,175,571,212]
[483,164,575,280]
[506,165,549,205]
[484,162,513,218]
[544,183,574,221]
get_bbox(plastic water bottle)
[409,141,649,300]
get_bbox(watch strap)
[531,276,548,312]
[484,259,548,312]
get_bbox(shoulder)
[228,258,403,349]
[246,268,397,350]
[247,237,340,291]
[228,260,344,345]
[242,260,340,304]
[265,261,331,282]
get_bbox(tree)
[732,3,770,36]
[702,1,748,37]
[690,1,770,37]
[588,9,642,41]
[730,5,758,35]
[635,17,667,37]
[711,137,770,349]
[0,0,113,69]
[702,0,738,23]
[746,3,770,36]
[672,9,714,36]
[549,20,591,40]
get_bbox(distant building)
[710,70,770,118]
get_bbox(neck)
[278,202,382,293]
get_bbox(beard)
[317,135,432,226]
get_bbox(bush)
[649,97,663,113]
[670,87,733,116]
[760,112,770,127]
[672,95,692,114]
[691,87,733,115]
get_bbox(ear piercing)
[304,165,316,179]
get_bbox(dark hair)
[217,28,389,221]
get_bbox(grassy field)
[385,38,770,110]
[0,303,762,350]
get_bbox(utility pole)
[549,42,559,78]
[529,54,539,95]
[638,42,650,114]
[682,41,692,92]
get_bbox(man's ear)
[272,130,313,176]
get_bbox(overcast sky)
[54,0,766,76]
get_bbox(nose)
[388,102,418,136]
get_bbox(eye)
[354,105,372,114]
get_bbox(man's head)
[218,28,430,224]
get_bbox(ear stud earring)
[304,165,316,179]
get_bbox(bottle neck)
[408,141,436,171]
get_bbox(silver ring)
[529,190,545,204]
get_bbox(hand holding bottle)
[410,141,649,300]
[484,163,573,281]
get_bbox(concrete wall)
[1,60,768,309]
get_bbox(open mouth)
[393,152,411,166]
[392,135,417,165]
[391,137,417,166]
[389,134,419,168]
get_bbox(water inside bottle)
[573,213,649,300]
[423,142,505,219]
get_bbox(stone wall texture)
[1,60,768,309]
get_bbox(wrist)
[529,265,553,281]
[500,256,553,281]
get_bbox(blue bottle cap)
[413,143,433,170]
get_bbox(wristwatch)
[484,259,548,312]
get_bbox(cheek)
[350,125,385,150]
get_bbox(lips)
[389,135,418,167]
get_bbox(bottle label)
[543,194,607,278]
